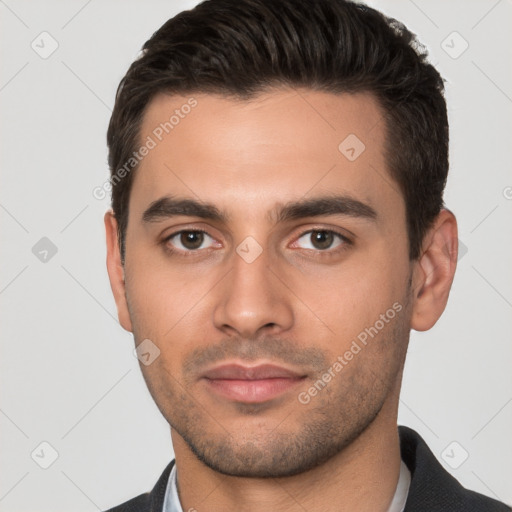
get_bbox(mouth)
[201,363,307,403]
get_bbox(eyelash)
[162,229,214,257]
[297,229,352,248]
[161,228,353,256]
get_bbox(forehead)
[130,88,402,224]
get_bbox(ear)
[104,210,133,332]
[410,208,458,332]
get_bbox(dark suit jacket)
[105,426,510,511]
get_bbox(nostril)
[262,322,279,332]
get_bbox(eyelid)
[289,227,353,251]
[163,228,208,241]
[163,228,222,254]
[161,222,221,242]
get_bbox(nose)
[213,248,294,338]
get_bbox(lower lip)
[204,377,304,403]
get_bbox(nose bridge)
[231,248,272,300]
[213,245,294,336]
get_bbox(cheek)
[124,254,218,348]
[124,258,180,340]
[290,250,406,349]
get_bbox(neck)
[171,391,403,512]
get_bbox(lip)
[202,363,303,380]
[201,363,306,403]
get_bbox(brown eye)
[180,231,204,250]
[295,230,347,251]
[167,230,215,252]
[310,230,334,250]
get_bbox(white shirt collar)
[163,463,183,512]
[387,461,411,512]
[163,460,411,512]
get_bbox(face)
[112,89,417,477]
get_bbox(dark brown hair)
[107,0,448,262]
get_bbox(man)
[103,0,510,510]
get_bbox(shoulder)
[399,426,510,511]
[103,460,175,512]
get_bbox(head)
[105,0,458,478]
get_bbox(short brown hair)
[107,0,448,262]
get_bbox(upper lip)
[202,363,305,380]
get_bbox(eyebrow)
[142,197,225,223]
[275,195,378,223]
[141,195,378,224]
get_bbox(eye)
[166,230,216,251]
[294,230,348,251]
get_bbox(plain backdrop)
[1,0,511,510]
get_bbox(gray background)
[1,0,511,510]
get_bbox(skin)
[105,89,458,512]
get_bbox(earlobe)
[104,210,133,332]
[410,209,458,332]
